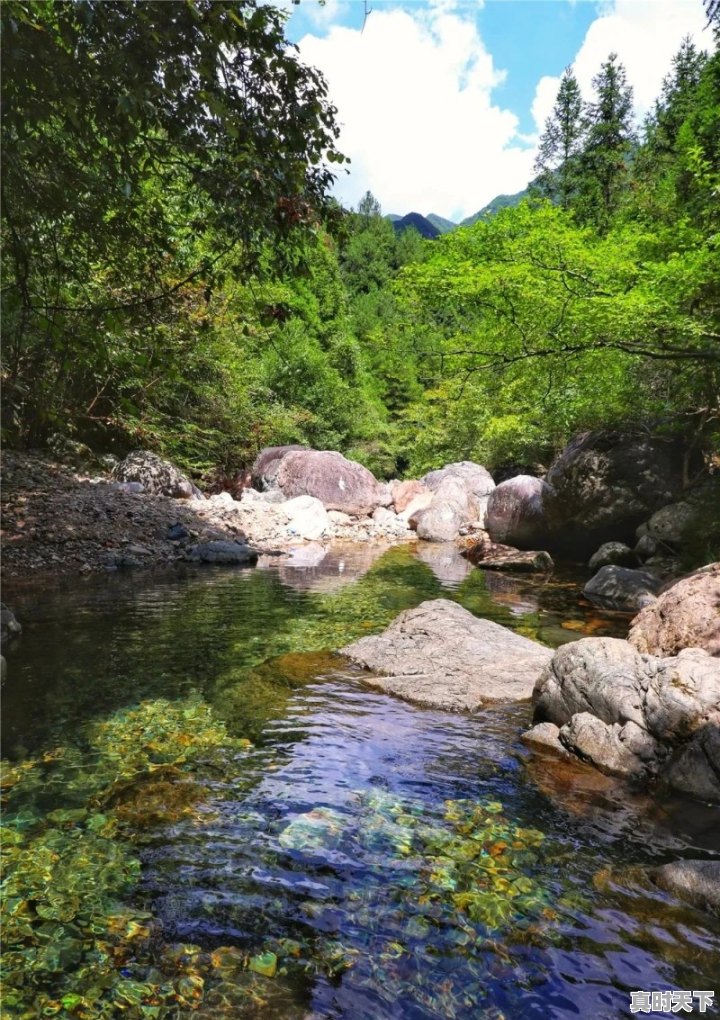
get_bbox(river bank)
[0,451,412,581]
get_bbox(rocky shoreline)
[0,450,414,581]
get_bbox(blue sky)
[281,0,709,220]
[288,2,599,136]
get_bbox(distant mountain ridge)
[387,187,529,237]
[426,213,456,235]
[459,188,528,228]
[391,212,440,239]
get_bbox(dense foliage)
[2,4,718,480]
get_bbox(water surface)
[2,544,719,1019]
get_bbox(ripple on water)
[2,545,720,1019]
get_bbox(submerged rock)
[583,565,662,611]
[520,722,571,758]
[278,807,345,852]
[341,598,552,711]
[463,534,553,573]
[653,860,720,915]
[629,563,720,658]
[1,604,22,646]
[188,540,258,565]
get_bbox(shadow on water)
[2,543,719,1019]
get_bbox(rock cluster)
[412,461,496,542]
[527,636,720,802]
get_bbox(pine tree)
[532,68,584,209]
[357,190,382,222]
[577,53,635,230]
[648,37,708,155]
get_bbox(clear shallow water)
[2,543,720,1019]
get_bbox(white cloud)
[531,74,563,136]
[532,0,710,134]
[296,0,710,221]
[298,6,534,221]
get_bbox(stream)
[2,542,719,1019]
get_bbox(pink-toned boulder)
[629,563,720,657]
[391,479,430,514]
[275,450,389,516]
[486,475,550,549]
[252,445,306,490]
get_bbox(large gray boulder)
[415,477,475,543]
[112,451,201,499]
[530,637,720,801]
[629,564,720,658]
[342,598,552,711]
[251,445,306,491]
[485,475,550,549]
[544,431,693,554]
[588,541,636,574]
[274,450,388,516]
[422,461,495,502]
[583,565,662,611]
[420,462,495,532]
[653,860,720,915]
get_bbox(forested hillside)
[2,2,718,484]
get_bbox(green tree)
[576,53,635,229]
[394,203,719,470]
[532,68,585,209]
[649,37,709,155]
[1,0,345,444]
[357,190,383,221]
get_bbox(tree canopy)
[1,9,718,481]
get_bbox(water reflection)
[258,542,397,594]
[413,542,474,587]
[3,544,718,1019]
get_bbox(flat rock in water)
[653,860,720,915]
[463,536,553,573]
[188,541,258,565]
[583,565,662,610]
[341,598,552,711]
